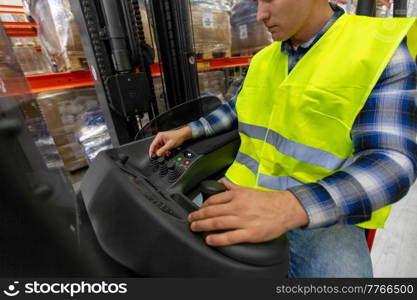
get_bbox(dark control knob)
[32,184,54,200]
[159,158,168,176]
[168,162,184,183]
[200,180,227,202]
[149,153,159,172]
[119,154,129,165]
[167,161,176,170]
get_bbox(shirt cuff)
[288,183,338,229]
[187,120,206,139]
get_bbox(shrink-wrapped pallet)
[36,87,100,171]
[23,0,87,72]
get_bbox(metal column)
[356,0,376,16]
[149,0,200,109]
[70,0,157,146]
[394,0,408,17]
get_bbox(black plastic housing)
[80,130,289,277]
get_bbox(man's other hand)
[188,179,309,246]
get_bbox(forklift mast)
[150,0,200,108]
[70,0,200,146]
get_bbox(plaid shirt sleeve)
[187,91,239,139]
[289,41,417,228]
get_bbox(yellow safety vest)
[225,14,417,229]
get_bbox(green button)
[176,157,183,162]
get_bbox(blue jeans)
[287,224,373,278]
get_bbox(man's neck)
[290,3,334,48]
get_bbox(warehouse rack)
[0,4,250,94]
[23,56,251,94]
[2,1,399,96]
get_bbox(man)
[149,0,417,277]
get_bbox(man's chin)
[272,35,285,42]
[270,32,287,42]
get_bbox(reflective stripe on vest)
[225,15,417,229]
[235,151,303,190]
[240,122,347,170]
[258,174,303,191]
[235,151,259,175]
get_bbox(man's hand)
[148,126,192,157]
[188,179,309,247]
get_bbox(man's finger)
[205,229,251,246]
[156,141,172,156]
[202,190,233,207]
[220,179,239,190]
[149,139,158,157]
[149,136,164,157]
[188,202,235,222]
[190,216,240,232]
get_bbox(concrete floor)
[371,182,417,277]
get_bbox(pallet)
[195,49,232,59]
[67,52,89,71]
[12,42,39,48]
[232,46,266,57]
[64,158,88,172]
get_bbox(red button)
[184,160,191,166]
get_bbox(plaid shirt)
[188,6,417,228]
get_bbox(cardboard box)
[230,0,272,55]
[153,77,167,114]
[231,22,272,54]
[13,46,52,75]
[57,142,87,171]
[198,70,226,97]
[0,13,29,22]
[191,1,231,55]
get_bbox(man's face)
[256,0,315,41]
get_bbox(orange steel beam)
[2,21,37,27]
[152,56,251,77]
[5,27,37,37]
[24,57,251,93]
[0,4,24,9]
[196,56,251,71]
[26,70,94,94]
[0,10,25,14]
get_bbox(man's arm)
[289,41,417,228]
[149,85,241,156]
[187,89,239,139]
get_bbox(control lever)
[119,154,129,165]
[168,161,184,183]
[200,180,227,202]
[150,153,159,172]
[158,157,168,176]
